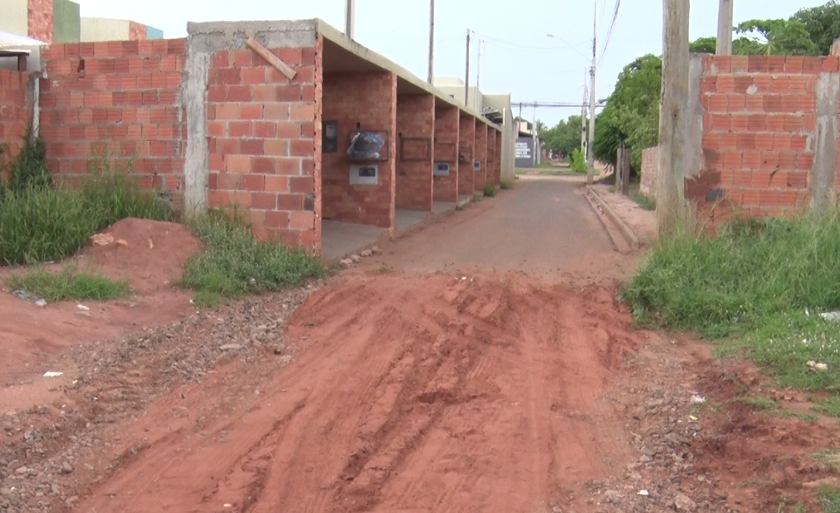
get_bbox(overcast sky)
[76,0,827,126]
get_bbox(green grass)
[515,169,529,175]
[819,486,840,513]
[500,180,512,190]
[738,395,778,410]
[472,193,483,202]
[631,190,656,211]
[180,213,325,306]
[624,214,840,397]
[815,396,840,420]
[6,265,129,302]
[0,161,172,265]
[483,183,497,197]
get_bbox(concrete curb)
[585,185,640,250]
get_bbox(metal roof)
[0,30,46,53]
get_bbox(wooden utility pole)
[586,0,597,185]
[345,0,355,39]
[465,29,471,108]
[427,0,435,83]
[716,0,733,55]
[580,69,588,158]
[657,0,691,234]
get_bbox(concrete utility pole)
[427,0,435,83]
[476,38,482,93]
[580,68,588,158]
[716,0,733,55]
[465,29,471,108]
[586,0,597,185]
[657,0,691,235]
[345,0,355,39]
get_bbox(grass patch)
[631,190,656,211]
[483,183,497,197]
[515,169,529,175]
[472,193,482,202]
[819,486,840,513]
[738,395,778,410]
[0,151,172,265]
[500,180,512,190]
[6,265,129,302]
[624,213,840,396]
[814,449,840,471]
[815,396,840,420]
[180,213,325,306]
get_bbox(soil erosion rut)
[80,274,640,512]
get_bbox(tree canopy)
[541,115,584,158]
[792,1,840,55]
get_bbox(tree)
[792,1,840,55]
[542,115,584,158]
[592,54,662,176]
[735,18,819,55]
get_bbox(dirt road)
[5,177,839,513]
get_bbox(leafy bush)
[570,148,588,174]
[500,180,512,190]
[483,183,497,197]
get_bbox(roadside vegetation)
[500,180,512,190]
[6,265,129,302]
[0,135,171,265]
[180,213,325,306]
[625,214,840,419]
[483,183,497,197]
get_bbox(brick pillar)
[458,113,475,199]
[474,120,487,192]
[396,93,434,211]
[433,102,459,202]
[27,0,54,44]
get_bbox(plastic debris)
[90,233,114,246]
[35,299,47,307]
[77,304,90,311]
[807,361,828,372]
[690,394,706,404]
[820,311,840,321]
[43,372,63,378]
[689,415,698,421]
[637,490,649,496]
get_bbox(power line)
[599,0,621,64]
[472,30,590,59]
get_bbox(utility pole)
[465,29,471,108]
[476,38,482,94]
[586,0,597,185]
[657,0,691,234]
[716,0,733,55]
[532,106,539,166]
[427,0,435,83]
[345,0,355,39]
[580,68,588,157]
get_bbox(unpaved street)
[4,177,840,513]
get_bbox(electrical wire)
[471,30,590,59]
[599,0,621,64]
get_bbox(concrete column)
[811,71,840,215]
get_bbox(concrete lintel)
[812,71,839,215]
[187,20,318,53]
[314,18,499,132]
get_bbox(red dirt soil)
[76,274,641,513]
[0,218,201,410]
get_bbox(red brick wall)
[433,103,459,202]
[458,113,475,197]
[206,45,319,249]
[27,0,54,44]
[129,22,148,41]
[322,71,396,228]
[474,122,487,192]
[692,54,839,224]
[0,70,30,170]
[396,94,434,211]
[40,39,187,206]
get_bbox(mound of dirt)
[79,218,203,294]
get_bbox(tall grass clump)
[624,214,840,394]
[6,265,129,302]
[0,139,172,265]
[181,213,325,306]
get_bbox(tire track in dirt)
[76,274,642,513]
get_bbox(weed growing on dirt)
[0,148,172,265]
[631,190,656,211]
[472,193,483,202]
[819,486,840,513]
[483,183,497,197]
[815,396,840,420]
[181,212,324,306]
[738,395,778,410]
[500,180,512,190]
[6,265,129,302]
[625,214,840,395]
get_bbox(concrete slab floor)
[434,201,455,214]
[457,194,471,207]
[321,220,387,260]
[396,208,429,233]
